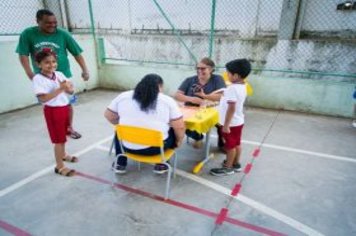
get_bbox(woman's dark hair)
[36,9,54,21]
[35,49,57,63]
[133,74,163,112]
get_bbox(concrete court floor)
[0,89,355,236]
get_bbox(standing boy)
[210,59,251,176]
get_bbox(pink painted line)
[0,220,31,236]
[252,148,260,157]
[224,217,287,236]
[215,208,229,225]
[76,171,286,236]
[231,184,242,196]
[244,163,253,174]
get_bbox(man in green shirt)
[16,9,89,139]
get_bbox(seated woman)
[104,74,185,174]
[174,57,226,149]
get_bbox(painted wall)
[99,63,355,118]
[0,35,99,114]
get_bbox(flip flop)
[54,167,76,177]
[68,130,82,139]
[62,155,79,163]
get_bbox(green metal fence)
[1,0,355,80]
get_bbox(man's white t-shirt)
[32,71,70,107]
[218,83,247,127]
[108,90,183,149]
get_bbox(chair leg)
[111,154,119,187]
[109,135,115,157]
[164,163,172,200]
[173,153,178,178]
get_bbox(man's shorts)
[223,124,244,150]
[43,105,70,144]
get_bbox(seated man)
[104,74,185,174]
[174,57,226,149]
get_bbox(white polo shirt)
[218,83,247,127]
[108,90,183,149]
[32,71,70,107]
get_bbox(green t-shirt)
[16,26,83,78]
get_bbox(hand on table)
[189,96,204,105]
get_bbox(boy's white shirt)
[32,71,70,106]
[218,83,247,127]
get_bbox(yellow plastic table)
[181,106,219,173]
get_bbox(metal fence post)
[59,0,68,30]
[152,0,197,63]
[209,0,217,58]
[87,0,101,68]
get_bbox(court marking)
[0,220,31,236]
[76,171,286,236]
[0,134,346,235]
[176,169,325,236]
[95,145,324,236]
[211,134,356,163]
[0,136,113,198]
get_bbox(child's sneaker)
[222,160,242,172]
[210,167,234,176]
[112,162,127,174]
[153,164,169,174]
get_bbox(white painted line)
[0,166,55,198]
[211,134,356,163]
[93,147,324,235]
[0,136,113,198]
[96,145,111,153]
[175,169,325,236]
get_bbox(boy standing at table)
[210,59,251,176]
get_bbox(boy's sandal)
[62,155,79,163]
[67,130,82,139]
[54,167,76,177]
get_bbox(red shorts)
[43,105,70,144]
[222,125,244,150]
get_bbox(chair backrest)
[116,125,164,147]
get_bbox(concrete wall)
[0,35,99,114]
[1,34,354,118]
[102,35,356,77]
[99,63,355,118]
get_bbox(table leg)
[203,129,211,161]
[192,129,213,174]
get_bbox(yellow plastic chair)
[113,125,177,200]
[222,71,253,96]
